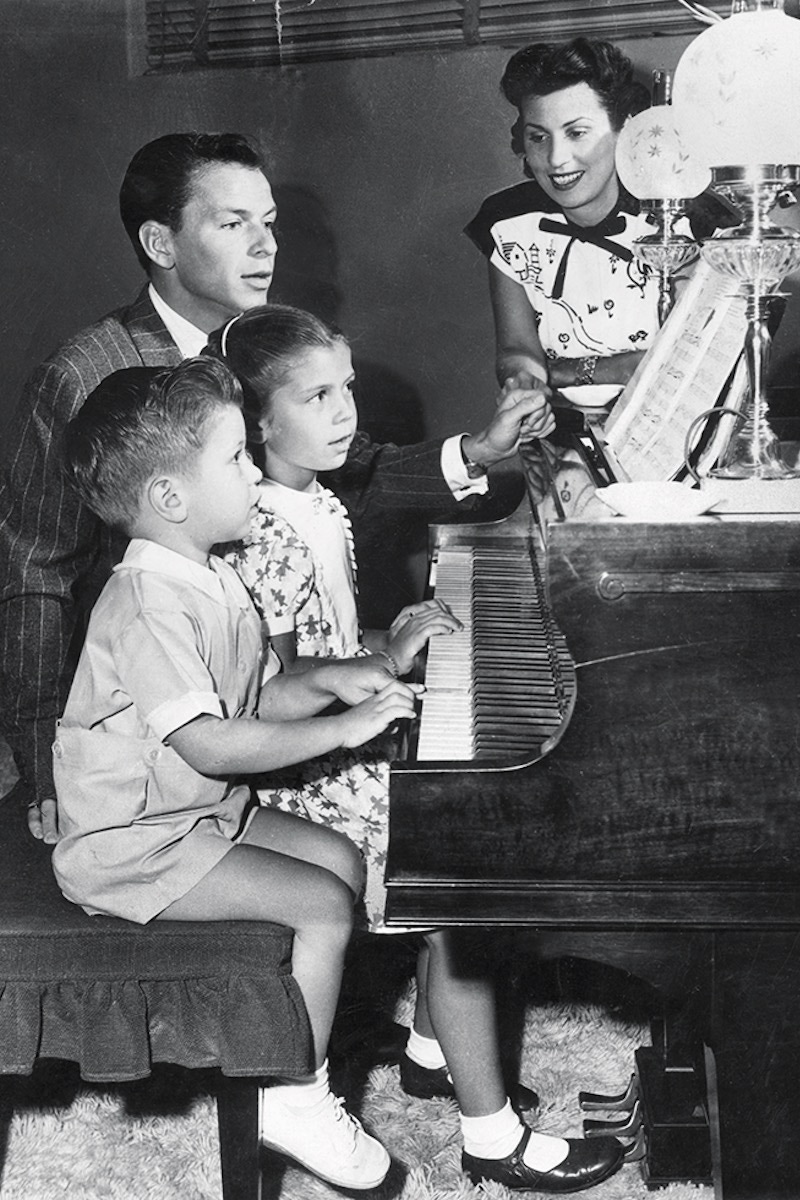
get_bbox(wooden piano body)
[386,501,800,1198]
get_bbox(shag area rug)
[0,984,715,1200]
[0,742,713,1200]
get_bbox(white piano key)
[414,540,574,761]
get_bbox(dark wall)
[0,1,797,448]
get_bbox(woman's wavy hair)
[501,38,651,170]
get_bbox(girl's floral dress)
[227,483,404,933]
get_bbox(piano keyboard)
[415,537,575,761]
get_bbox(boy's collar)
[116,538,232,604]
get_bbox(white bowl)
[596,481,718,521]
[559,385,623,409]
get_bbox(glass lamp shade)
[615,108,711,200]
[672,6,800,168]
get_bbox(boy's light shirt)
[53,536,268,923]
[116,538,279,740]
[149,284,209,359]
[149,284,486,497]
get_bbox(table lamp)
[672,0,800,479]
[615,91,710,324]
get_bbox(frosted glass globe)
[672,8,800,168]
[615,108,711,200]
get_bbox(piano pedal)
[621,1127,648,1163]
[583,1099,642,1138]
[579,1073,639,1113]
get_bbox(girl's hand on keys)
[385,601,462,675]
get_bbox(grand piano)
[385,446,800,1199]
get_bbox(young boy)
[51,356,419,1191]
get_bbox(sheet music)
[601,260,748,482]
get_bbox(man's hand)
[27,797,59,843]
[461,378,556,470]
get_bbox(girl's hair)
[206,303,347,434]
[501,37,651,164]
[63,356,243,533]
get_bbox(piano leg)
[710,931,800,1200]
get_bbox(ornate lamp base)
[634,198,699,326]
[706,289,793,479]
[701,166,800,480]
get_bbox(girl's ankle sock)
[460,1100,569,1170]
[405,1028,448,1070]
[460,1100,524,1159]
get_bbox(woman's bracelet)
[374,649,400,678]
[574,355,599,386]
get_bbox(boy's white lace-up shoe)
[259,1083,391,1189]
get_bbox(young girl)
[212,305,624,1194]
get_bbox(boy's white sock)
[460,1100,569,1170]
[268,1058,331,1108]
[259,1058,391,1189]
[405,1028,448,1070]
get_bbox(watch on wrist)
[460,438,488,479]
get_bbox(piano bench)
[0,782,312,1200]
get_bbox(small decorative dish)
[559,385,624,409]
[596,481,719,521]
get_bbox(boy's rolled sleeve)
[145,691,224,743]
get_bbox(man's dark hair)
[119,132,265,272]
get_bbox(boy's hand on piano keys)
[463,381,556,468]
[338,680,424,748]
[321,657,403,706]
[386,600,462,675]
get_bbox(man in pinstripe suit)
[0,132,554,843]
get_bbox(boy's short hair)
[119,132,265,272]
[63,357,243,533]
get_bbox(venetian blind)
[143,0,731,70]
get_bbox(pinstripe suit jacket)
[0,289,183,800]
[0,288,459,802]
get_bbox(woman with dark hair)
[465,38,660,395]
